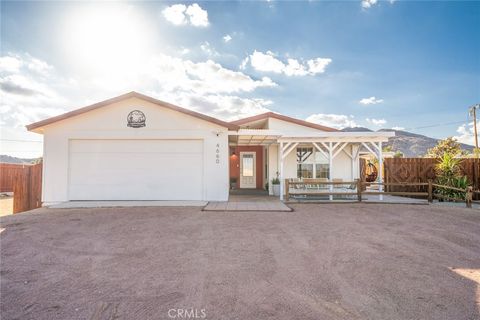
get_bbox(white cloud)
[306,58,333,74]
[250,51,285,74]
[391,126,405,131]
[162,4,187,25]
[27,57,53,73]
[239,57,249,70]
[362,0,378,9]
[200,41,219,57]
[366,118,387,126]
[248,50,332,76]
[179,48,190,55]
[181,59,277,93]
[162,3,209,27]
[174,94,273,121]
[185,4,209,27]
[142,55,277,94]
[223,34,232,43]
[306,114,357,129]
[454,122,477,146]
[359,96,384,105]
[0,54,66,126]
[0,56,22,73]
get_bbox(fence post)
[466,186,473,208]
[427,180,433,203]
[356,179,362,202]
[13,167,30,214]
[285,179,290,201]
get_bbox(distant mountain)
[341,127,474,157]
[0,155,41,164]
[341,127,372,133]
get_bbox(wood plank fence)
[0,162,43,213]
[384,158,480,200]
[0,163,32,192]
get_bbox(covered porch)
[277,132,394,200]
[229,129,394,201]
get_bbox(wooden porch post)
[427,180,433,203]
[351,144,360,181]
[329,142,333,201]
[267,145,271,195]
[378,142,383,201]
[279,142,284,200]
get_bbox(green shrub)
[434,153,469,200]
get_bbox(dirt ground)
[0,197,13,217]
[1,204,479,320]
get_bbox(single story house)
[27,92,394,204]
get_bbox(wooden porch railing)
[285,179,478,208]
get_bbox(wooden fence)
[0,163,32,192]
[0,163,43,213]
[384,158,480,199]
[285,179,478,208]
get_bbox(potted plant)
[271,177,281,196]
[230,177,237,190]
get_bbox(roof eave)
[26,91,239,132]
[231,112,339,132]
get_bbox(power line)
[403,120,469,131]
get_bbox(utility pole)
[470,104,479,149]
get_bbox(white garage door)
[68,139,203,200]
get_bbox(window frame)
[296,146,330,179]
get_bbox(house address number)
[216,143,220,164]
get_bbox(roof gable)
[231,112,338,132]
[26,92,239,131]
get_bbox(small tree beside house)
[427,138,471,200]
[424,137,468,158]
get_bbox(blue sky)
[1,0,479,157]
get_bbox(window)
[315,151,329,179]
[315,164,329,179]
[296,147,329,179]
[297,148,313,178]
[297,164,314,178]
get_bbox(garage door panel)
[68,139,203,200]
[70,139,203,153]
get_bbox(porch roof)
[228,129,395,145]
[228,129,282,145]
[278,131,395,143]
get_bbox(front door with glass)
[240,152,256,188]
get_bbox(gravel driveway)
[1,204,479,320]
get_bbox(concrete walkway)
[49,200,207,209]
[203,194,292,212]
[287,194,428,204]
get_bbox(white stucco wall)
[267,118,323,134]
[39,97,229,204]
[267,144,278,195]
